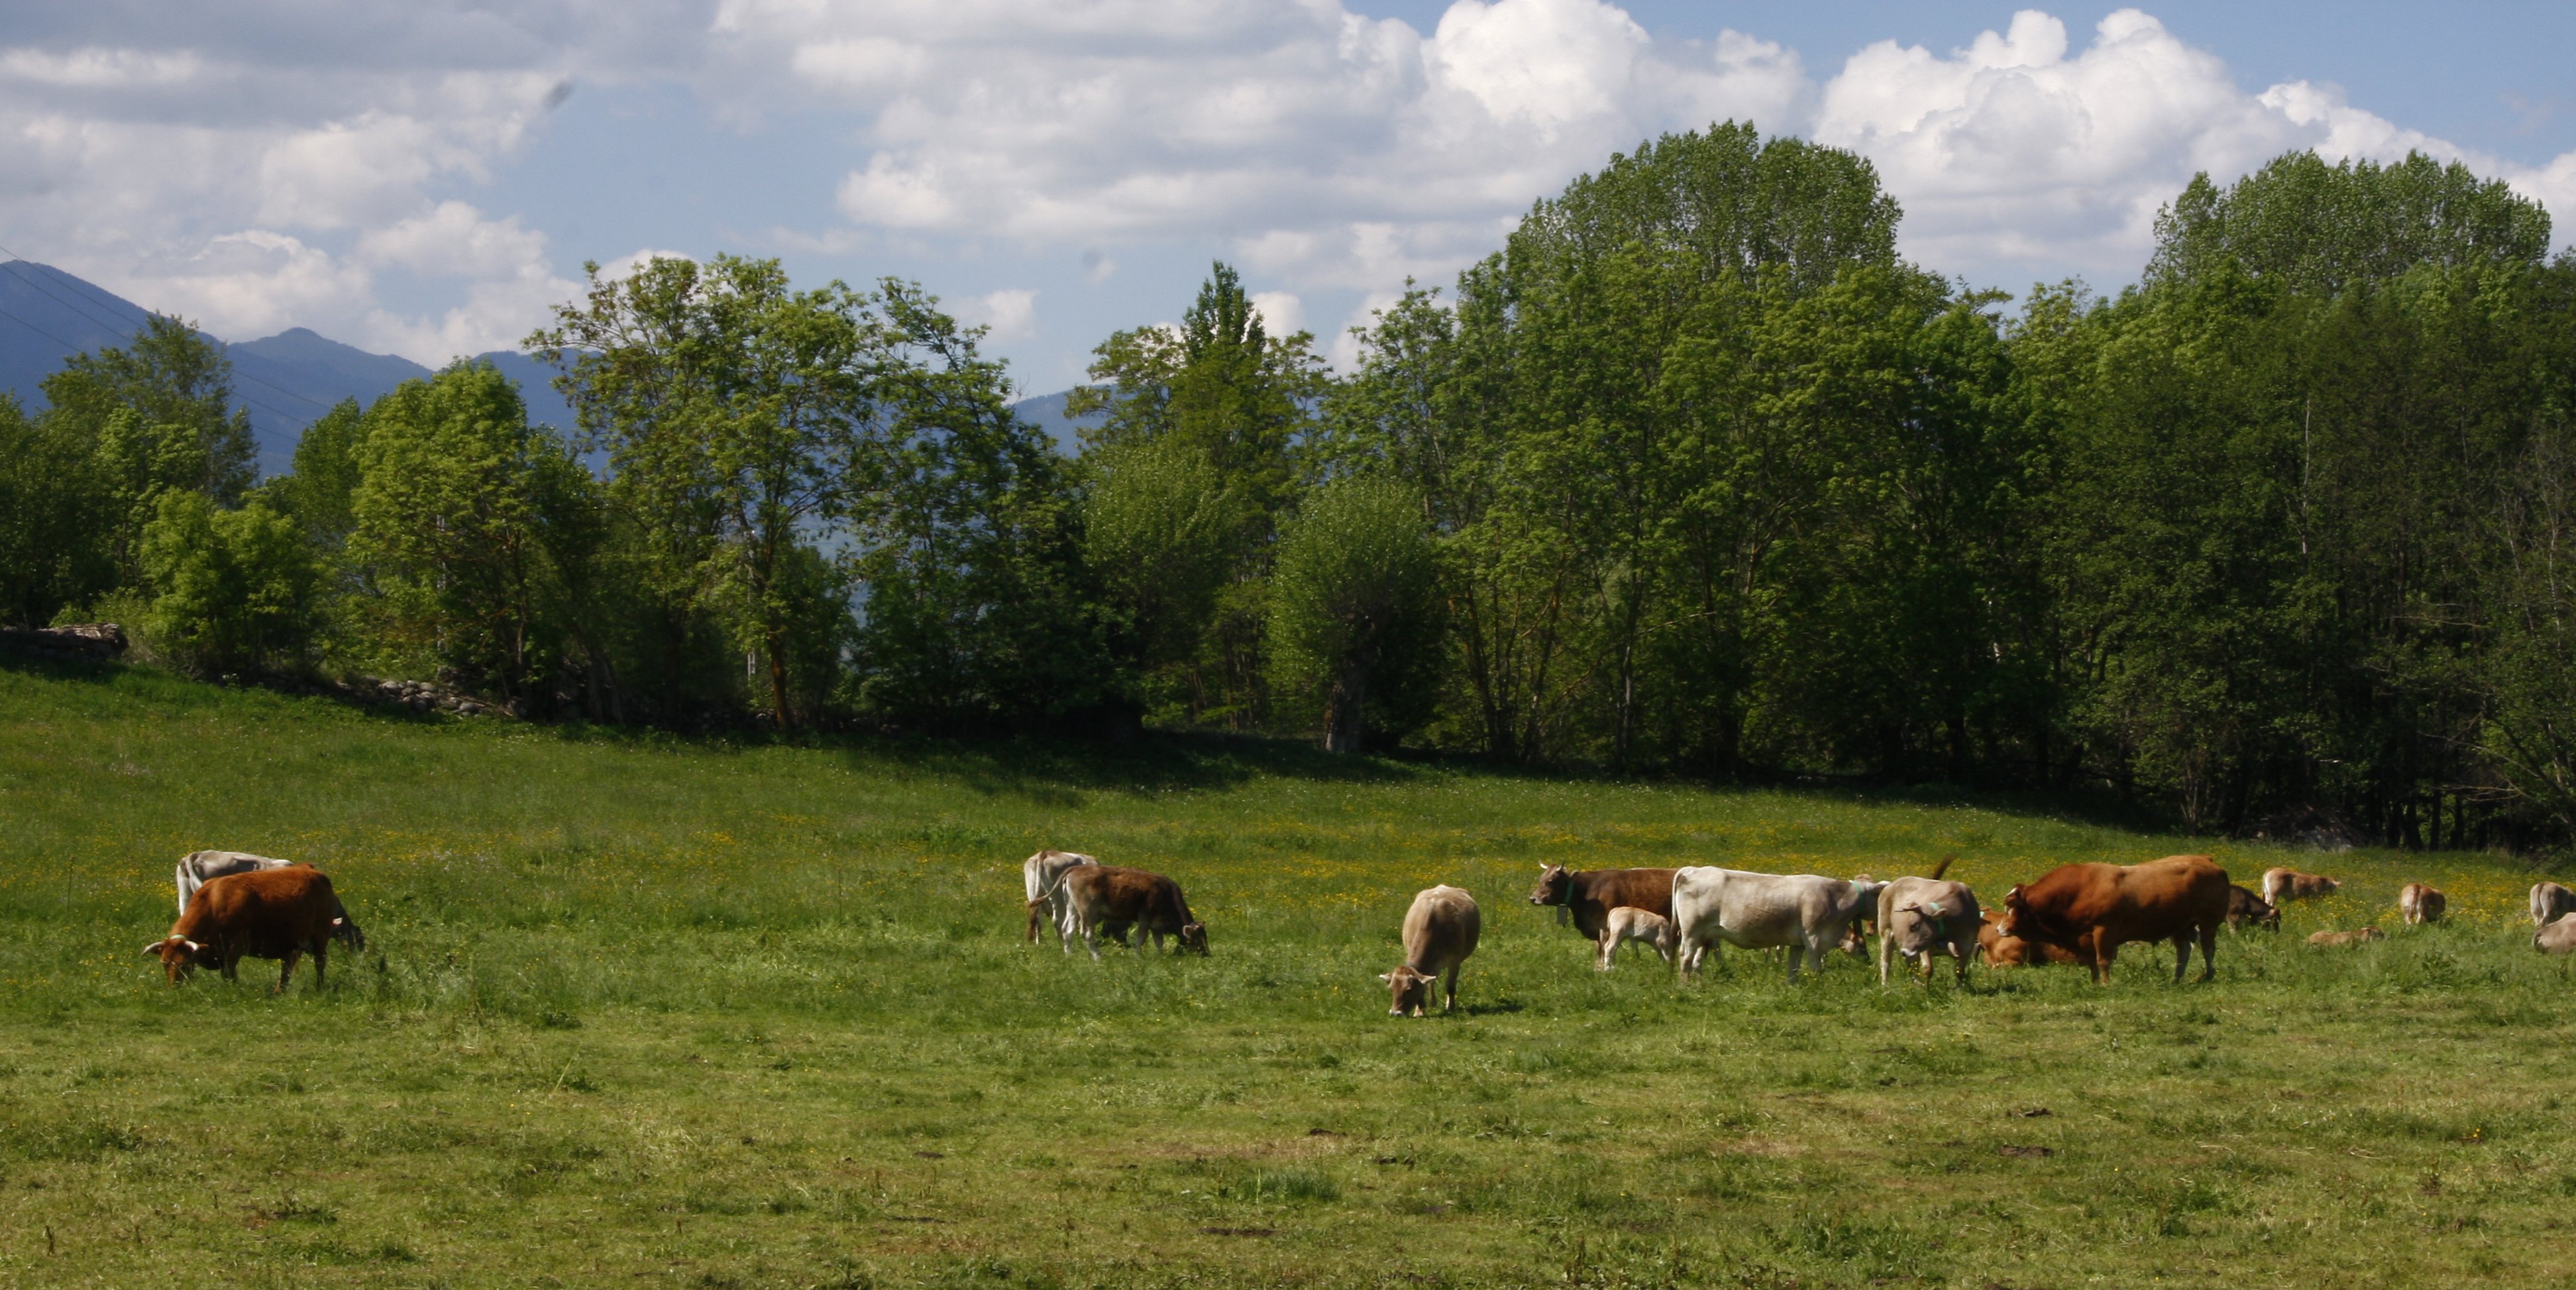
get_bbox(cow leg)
[2196,922,2218,983]
[2171,934,2190,985]
[1443,965,1460,1013]
[1084,923,1102,961]
[1597,932,1615,971]
[1786,942,1804,983]
[276,949,300,993]
[2090,930,2117,985]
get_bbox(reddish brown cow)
[1998,855,2230,985]
[1527,865,1676,958]
[1976,910,2084,967]
[140,865,354,991]
[1040,865,1208,959]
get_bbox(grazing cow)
[2531,882,2576,928]
[2536,918,2576,955]
[1598,907,1674,970]
[175,850,294,916]
[2262,867,2340,906]
[1977,910,2083,967]
[1998,855,2230,985]
[1042,865,1207,959]
[141,865,355,991]
[1527,865,1676,962]
[2225,885,2281,932]
[1669,867,1869,983]
[1877,873,1982,986]
[1021,849,1098,947]
[2398,883,2447,926]
[2308,927,2383,947]
[1381,886,1481,1016]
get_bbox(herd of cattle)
[1020,849,2576,1016]
[142,846,2576,1008]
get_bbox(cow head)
[1997,884,2031,938]
[1379,965,1437,1017]
[1892,901,1950,957]
[1177,922,1208,955]
[331,916,366,953]
[140,936,213,983]
[1528,865,1571,910]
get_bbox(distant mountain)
[1009,387,1101,453]
[0,260,580,477]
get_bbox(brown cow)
[1527,865,1675,961]
[1998,855,2229,985]
[1381,885,1481,1016]
[2398,883,2446,926]
[2308,927,2384,947]
[140,865,354,991]
[2262,867,2339,906]
[1977,910,2083,967]
[2225,885,2281,931]
[1039,865,1207,959]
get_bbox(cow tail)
[1927,855,1955,882]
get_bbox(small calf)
[1977,910,2082,968]
[1597,907,1674,970]
[2263,867,2340,906]
[2307,927,2383,947]
[2536,918,2576,955]
[2225,885,2281,932]
[1383,885,1481,1016]
[2398,883,2446,926]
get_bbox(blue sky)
[4,2,2570,396]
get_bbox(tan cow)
[1977,910,2082,967]
[1381,886,1481,1016]
[1598,907,1674,970]
[2262,867,2340,906]
[2308,927,2383,947]
[1878,872,1981,986]
[2398,883,2446,926]
[2536,918,2576,955]
[2531,882,2575,929]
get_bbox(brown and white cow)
[2262,867,2340,906]
[141,865,356,991]
[1977,910,2083,967]
[2224,885,2281,932]
[2398,883,2446,926]
[1021,849,1098,947]
[2308,927,2383,947]
[1598,907,1674,970]
[1877,872,1981,986]
[1040,865,1207,959]
[1998,855,2229,985]
[1528,865,1676,962]
[2530,882,2575,929]
[1381,885,1480,1016]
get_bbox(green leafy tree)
[42,313,255,508]
[1080,436,1236,718]
[2150,151,2552,296]
[264,398,366,549]
[0,394,111,626]
[1267,477,1442,752]
[138,491,319,675]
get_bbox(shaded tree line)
[6,126,2575,851]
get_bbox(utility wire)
[0,299,320,432]
[0,248,343,425]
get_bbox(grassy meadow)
[2,657,2573,1288]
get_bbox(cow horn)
[140,940,170,957]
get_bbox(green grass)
[1,657,2572,1287]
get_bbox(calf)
[1598,907,1674,970]
[2398,883,2446,926]
[1042,865,1207,960]
[2308,927,2383,947]
[2225,885,2281,932]
[1998,855,2229,985]
[2262,867,2340,906]
[2531,882,2576,928]
[1877,874,1981,986]
[1381,885,1480,1016]
[2536,918,2576,955]
[1978,910,2083,967]
[1528,865,1676,963]
[1021,849,1097,947]
[1670,867,1868,983]
[141,865,354,991]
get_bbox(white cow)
[1597,907,1674,970]
[2537,917,2576,955]
[1670,867,1869,983]
[2532,882,2575,929]
[175,851,294,916]
[1876,875,1982,986]
[1022,849,1098,947]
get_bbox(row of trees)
[5,123,2574,849]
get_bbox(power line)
[0,247,342,421]
[0,299,321,433]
